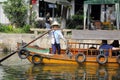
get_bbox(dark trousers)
[52,43,61,54]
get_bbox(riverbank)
[0,33,69,51]
[0,33,110,52]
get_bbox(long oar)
[0,30,51,63]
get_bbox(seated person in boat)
[49,21,66,54]
[110,40,119,47]
[99,40,120,56]
[110,40,120,56]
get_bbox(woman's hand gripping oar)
[0,30,52,63]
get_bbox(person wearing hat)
[49,21,66,55]
[45,12,51,29]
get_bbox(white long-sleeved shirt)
[49,30,66,44]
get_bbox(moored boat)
[17,41,120,65]
[15,30,120,66]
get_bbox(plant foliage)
[0,24,30,33]
[3,0,28,27]
[66,14,84,29]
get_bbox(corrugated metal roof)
[84,0,119,4]
[44,0,70,6]
[44,0,57,3]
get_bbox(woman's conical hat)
[51,21,60,26]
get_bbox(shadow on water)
[0,63,119,80]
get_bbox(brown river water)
[0,52,120,80]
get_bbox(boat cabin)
[70,30,120,55]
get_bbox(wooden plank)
[72,30,120,40]
[30,28,48,32]
[30,28,72,32]
[30,28,72,36]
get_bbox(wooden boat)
[17,42,120,65]
[17,30,120,65]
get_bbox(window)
[39,1,61,17]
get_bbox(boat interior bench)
[25,47,50,55]
[70,48,119,57]
[68,42,100,49]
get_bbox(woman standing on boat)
[49,21,66,54]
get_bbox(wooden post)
[109,49,112,58]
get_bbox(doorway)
[91,5,101,20]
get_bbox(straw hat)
[51,21,60,27]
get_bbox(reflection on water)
[0,64,120,80]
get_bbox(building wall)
[34,0,75,20]
[0,0,76,25]
[0,3,10,24]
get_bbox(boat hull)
[17,42,120,65]
[27,54,119,66]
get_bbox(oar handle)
[22,29,51,48]
[0,51,17,63]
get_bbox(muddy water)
[0,53,120,80]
